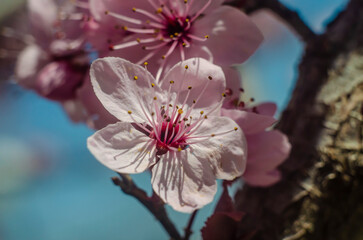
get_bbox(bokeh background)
[0,0,349,239]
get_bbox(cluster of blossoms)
[14,0,291,212]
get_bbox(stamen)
[132,7,164,23]
[105,10,143,25]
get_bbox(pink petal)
[77,75,118,130]
[221,109,276,135]
[62,99,88,123]
[188,0,225,15]
[192,116,247,180]
[90,57,162,122]
[223,66,242,100]
[160,58,226,117]
[15,45,49,89]
[35,61,84,101]
[243,169,281,187]
[28,0,57,48]
[151,150,217,213]
[255,102,277,116]
[193,6,263,66]
[87,122,156,174]
[246,130,291,172]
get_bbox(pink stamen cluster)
[106,0,211,80]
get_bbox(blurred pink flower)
[222,103,291,187]
[87,57,247,212]
[15,0,88,101]
[86,0,263,81]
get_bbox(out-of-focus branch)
[234,0,363,239]
[183,210,198,240]
[112,173,182,240]
[227,0,317,42]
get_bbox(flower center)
[163,16,191,42]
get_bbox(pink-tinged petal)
[254,102,277,116]
[90,57,162,122]
[49,38,85,57]
[188,0,225,15]
[161,58,226,117]
[193,6,263,65]
[223,66,242,100]
[77,75,118,130]
[221,108,276,135]
[243,169,281,187]
[15,45,49,89]
[28,0,57,48]
[246,130,291,171]
[62,99,88,123]
[35,61,84,101]
[192,116,247,180]
[151,150,217,213]
[87,122,156,174]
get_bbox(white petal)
[90,57,163,123]
[87,122,156,174]
[160,58,225,117]
[191,116,247,180]
[151,150,217,213]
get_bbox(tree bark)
[234,0,363,239]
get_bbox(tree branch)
[112,173,182,240]
[227,0,317,42]
[183,210,198,240]
[234,0,363,239]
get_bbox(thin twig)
[112,173,182,240]
[183,210,198,240]
[226,0,317,42]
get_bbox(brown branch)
[227,0,316,42]
[112,173,182,240]
[234,0,363,239]
[183,210,198,240]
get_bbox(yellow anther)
[153,97,157,100]
[145,20,151,24]
[144,62,148,66]
[182,43,186,47]
[185,18,189,23]
[170,35,174,38]
[122,26,128,31]
[234,127,238,131]
[205,35,209,39]
[208,76,213,80]
[162,55,166,59]
[170,80,174,84]
[156,8,162,14]
[128,111,132,114]
[136,38,141,43]
[204,115,208,119]
[222,93,227,97]
[174,32,179,36]
[185,65,189,69]
[132,8,136,12]
[200,111,204,115]
[104,10,109,15]
[188,86,192,90]
[178,109,184,114]
[178,147,182,152]
[133,76,138,80]
[211,134,215,137]
[151,112,155,116]
[151,83,155,87]
[184,0,188,3]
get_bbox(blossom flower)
[222,102,291,186]
[87,57,247,212]
[87,0,263,81]
[15,0,88,101]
